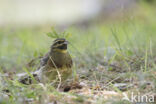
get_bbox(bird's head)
[51,38,68,53]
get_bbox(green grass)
[0,2,156,104]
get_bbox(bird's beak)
[64,41,68,44]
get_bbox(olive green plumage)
[19,38,73,84]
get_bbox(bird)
[19,38,73,85]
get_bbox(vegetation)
[0,2,156,104]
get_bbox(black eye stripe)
[58,41,62,44]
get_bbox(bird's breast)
[48,52,72,68]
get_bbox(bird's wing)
[70,57,73,67]
[40,52,49,67]
[66,53,73,68]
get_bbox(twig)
[49,56,62,90]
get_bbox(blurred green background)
[0,0,156,71]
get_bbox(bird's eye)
[58,41,62,44]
